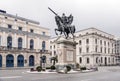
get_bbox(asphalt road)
[0,66,120,81]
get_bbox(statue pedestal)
[55,39,77,72]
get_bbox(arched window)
[42,41,46,50]
[30,39,34,49]
[0,55,2,67]
[6,54,14,67]
[17,55,24,67]
[7,36,12,48]
[18,38,22,49]
[29,55,34,66]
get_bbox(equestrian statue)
[48,7,76,39]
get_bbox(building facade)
[0,10,51,68]
[115,38,120,65]
[50,28,116,66]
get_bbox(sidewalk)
[0,67,32,70]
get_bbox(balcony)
[0,46,51,54]
[39,49,51,54]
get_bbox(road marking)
[0,76,22,79]
[81,79,92,81]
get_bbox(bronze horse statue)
[48,7,76,39]
[55,15,75,39]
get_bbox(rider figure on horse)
[48,7,75,39]
[61,13,68,26]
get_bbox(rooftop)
[0,10,40,25]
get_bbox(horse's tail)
[73,25,76,33]
[70,25,75,33]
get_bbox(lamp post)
[40,49,46,69]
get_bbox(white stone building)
[50,27,116,66]
[0,10,51,68]
[115,38,120,65]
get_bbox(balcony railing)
[0,46,51,54]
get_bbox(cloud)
[0,0,120,37]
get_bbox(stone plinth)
[55,39,77,71]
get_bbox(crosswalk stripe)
[0,76,22,79]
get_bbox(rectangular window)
[8,24,12,29]
[87,58,89,64]
[100,40,102,45]
[86,47,89,53]
[18,27,22,31]
[79,48,82,54]
[108,42,109,46]
[95,46,97,52]
[108,48,109,54]
[95,39,97,44]
[79,40,82,45]
[86,39,89,44]
[101,57,103,63]
[42,32,45,35]
[79,57,82,63]
[101,47,102,53]
[30,29,34,33]
[50,46,52,49]
[104,41,106,46]
[105,48,106,53]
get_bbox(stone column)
[14,54,17,67]
[2,53,6,68]
[2,32,7,46]
[13,34,17,47]
[24,53,28,67]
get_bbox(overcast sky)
[0,0,120,37]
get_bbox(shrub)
[30,68,34,71]
[42,69,46,71]
[80,67,86,70]
[76,63,80,69]
[50,65,56,70]
[46,67,51,69]
[66,65,71,72]
[36,66,42,72]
